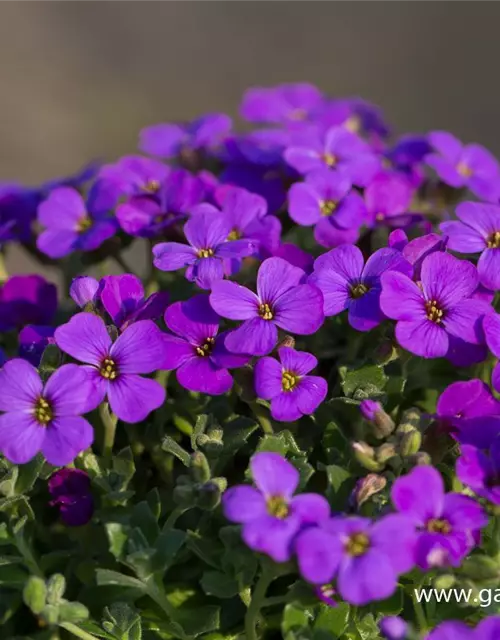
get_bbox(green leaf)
[131,502,160,545]
[0,465,18,498]
[101,602,142,640]
[282,603,311,635]
[106,523,129,560]
[15,455,44,495]
[340,364,387,398]
[191,414,210,450]
[57,601,89,623]
[354,613,381,640]
[23,576,47,615]
[186,531,222,570]
[325,465,352,493]
[154,529,186,573]
[95,569,146,593]
[0,563,28,586]
[174,605,220,636]
[200,571,239,599]
[314,603,350,636]
[162,436,191,466]
[146,488,162,521]
[222,417,258,454]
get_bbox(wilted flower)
[48,468,94,527]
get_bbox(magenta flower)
[483,312,500,394]
[240,83,325,124]
[48,468,94,527]
[284,126,381,186]
[254,347,327,421]
[0,360,96,465]
[54,313,167,423]
[37,187,118,259]
[139,114,232,158]
[223,452,330,562]
[0,275,57,331]
[441,202,500,291]
[310,245,412,331]
[436,379,500,431]
[380,252,488,358]
[162,295,248,395]
[364,173,414,227]
[152,209,256,290]
[210,257,324,356]
[426,617,500,640]
[288,170,366,248]
[379,616,408,640]
[296,514,416,605]
[425,131,500,201]
[457,439,500,505]
[391,465,487,569]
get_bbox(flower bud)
[189,451,211,484]
[399,429,422,457]
[375,443,397,464]
[461,556,500,581]
[351,473,387,508]
[196,480,224,510]
[277,335,296,350]
[352,442,384,472]
[408,452,431,466]
[398,408,421,429]
[360,400,395,439]
[433,574,456,590]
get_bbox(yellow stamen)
[100,357,118,380]
[266,495,289,519]
[427,518,451,534]
[322,153,337,167]
[320,200,337,217]
[350,283,369,299]
[425,300,444,324]
[258,302,273,320]
[195,337,215,357]
[197,248,215,258]
[487,231,500,249]
[345,532,370,557]
[34,397,53,426]
[282,370,299,392]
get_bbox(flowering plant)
[1,83,500,640]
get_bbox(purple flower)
[364,173,414,227]
[483,313,500,394]
[162,295,248,395]
[436,379,500,431]
[426,131,500,201]
[220,164,286,215]
[379,616,408,640]
[98,155,169,197]
[288,170,366,248]
[426,617,500,640]
[37,187,117,258]
[272,243,314,274]
[48,468,94,527]
[315,584,337,608]
[0,349,6,368]
[441,202,500,291]
[100,274,169,330]
[457,439,500,505]
[139,113,232,158]
[223,452,330,562]
[54,313,167,423]
[310,245,412,331]
[254,347,327,421]
[210,257,324,356]
[398,233,447,281]
[0,275,57,331]
[380,252,488,358]
[18,325,56,366]
[240,83,325,124]
[385,134,431,187]
[70,276,100,308]
[391,465,487,569]
[0,360,95,465]
[295,514,416,605]
[284,126,381,186]
[152,209,256,290]
[359,399,382,421]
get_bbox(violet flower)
[457,439,500,505]
[223,452,330,562]
[210,257,324,356]
[54,313,167,423]
[310,244,412,331]
[441,202,500,291]
[380,252,489,358]
[18,325,56,366]
[98,154,169,198]
[0,275,57,331]
[425,131,500,201]
[254,347,327,421]
[0,360,96,465]
[288,170,366,248]
[70,276,100,309]
[391,465,487,570]
[37,186,118,259]
[379,616,409,640]
[483,312,500,393]
[162,295,248,395]
[436,379,500,431]
[240,83,325,124]
[364,173,414,227]
[48,468,94,527]
[426,617,500,640]
[152,209,256,290]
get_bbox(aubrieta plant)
[2,83,500,640]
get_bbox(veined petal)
[254,356,283,400]
[224,317,278,356]
[274,284,324,334]
[250,451,299,499]
[42,416,94,466]
[152,242,197,271]
[0,412,45,464]
[177,357,233,395]
[210,281,259,320]
[0,359,42,412]
[107,374,166,423]
[257,257,305,305]
[421,252,478,308]
[55,312,111,366]
[110,320,168,374]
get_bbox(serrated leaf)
[256,435,288,456]
[102,602,142,640]
[200,571,239,599]
[162,436,191,466]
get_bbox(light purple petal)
[284,146,323,175]
[309,269,350,317]
[279,347,317,375]
[192,256,225,290]
[0,359,42,412]
[0,413,45,464]
[110,320,167,374]
[216,239,258,259]
[379,271,425,321]
[55,312,111,366]
[44,364,100,416]
[254,356,283,400]
[483,313,500,358]
[295,527,342,584]
[440,221,485,254]
[161,335,195,369]
[455,201,500,237]
[210,281,259,320]
[421,252,478,308]
[426,621,472,640]
[223,485,267,523]
[271,392,303,421]
[274,284,324,334]
[288,182,321,226]
[37,229,78,259]
[478,248,500,291]
[100,274,144,327]
[210,332,250,370]
[38,187,86,229]
[290,493,330,524]
[177,356,233,395]
[242,514,299,563]
[313,243,364,280]
[444,299,487,344]
[251,452,299,498]
[165,295,219,343]
[392,466,444,524]
[152,242,197,271]
[257,257,305,305]
[333,192,367,229]
[428,131,463,160]
[224,317,278,356]
[294,376,328,415]
[443,494,488,530]
[362,248,413,280]
[184,211,232,250]
[139,123,186,157]
[426,155,464,187]
[42,416,94,466]
[107,374,166,423]
[314,220,360,249]
[337,551,397,606]
[395,318,449,358]
[493,362,500,394]
[79,219,117,252]
[371,514,417,574]
[70,276,100,308]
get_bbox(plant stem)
[245,564,274,640]
[99,403,118,463]
[163,506,189,531]
[0,252,8,282]
[59,622,100,640]
[413,591,428,633]
[248,401,273,435]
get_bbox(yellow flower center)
[197,248,215,258]
[350,283,369,299]
[266,495,289,519]
[77,216,93,232]
[100,357,118,380]
[196,337,215,357]
[34,397,53,426]
[322,153,337,167]
[425,300,444,324]
[282,370,299,392]
[345,115,361,134]
[375,212,385,222]
[289,108,307,121]
[345,532,370,557]
[258,302,273,320]
[320,200,337,217]
[227,229,241,241]
[143,179,161,193]
[457,161,473,178]
[426,518,452,534]
[487,231,500,249]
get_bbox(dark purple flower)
[441,202,500,291]
[391,465,487,569]
[223,452,330,562]
[425,131,500,201]
[18,325,56,366]
[0,349,6,367]
[220,164,286,215]
[288,170,366,248]
[272,243,314,274]
[240,83,325,124]
[254,347,327,421]
[483,313,500,393]
[37,187,118,258]
[54,313,167,423]
[426,617,500,640]
[152,209,256,290]
[380,252,488,358]
[0,275,57,331]
[100,274,169,330]
[139,114,232,158]
[364,173,414,227]
[48,468,94,527]
[385,134,431,186]
[0,360,95,465]
[310,245,412,331]
[379,616,408,640]
[284,126,381,186]
[210,257,324,356]
[225,129,290,167]
[70,276,100,308]
[457,439,500,505]
[162,295,248,395]
[296,514,416,605]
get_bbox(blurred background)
[2,2,500,275]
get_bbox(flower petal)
[223,486,267,523]
[38,187,86,229]
[192,256,225,290]
[484,312,500,358]
[224,317,278,356]
[251,451,299,498]
[295,376,328,415]
[110,320,167,374]
[210,281,259,320]
[392,465,444,524]
[42,416,94,466]
[0,412,45,464]
[44,364,100,416]
[184,210,232,250]
[242,514,299,562]
[395,318,449,358]
[100,274,144,327]
[161,335,195,370]
[165,295,219,343]
[55,312,111,367]
[288,182,321,226]
[440,221,486,254]
[254,356,283,400]
[210,332,250,369]
[0,359,42,412]
[274,284,324,334]
[313,243,364,280]
[379,271,425,321]
[337,551,398,606]
[421,252,478,308]
[278,347,317,376]
[37,230,78,259]
[348,289,384,332]
[177,357,233,395]
[257,257,305,305]
[107,375,166,423]
[295,528,342,584]
[444,299,487,344]
[478,248,500,291]
[270,393,303,422]
[152,242,197,271]
[362,248,413,280]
